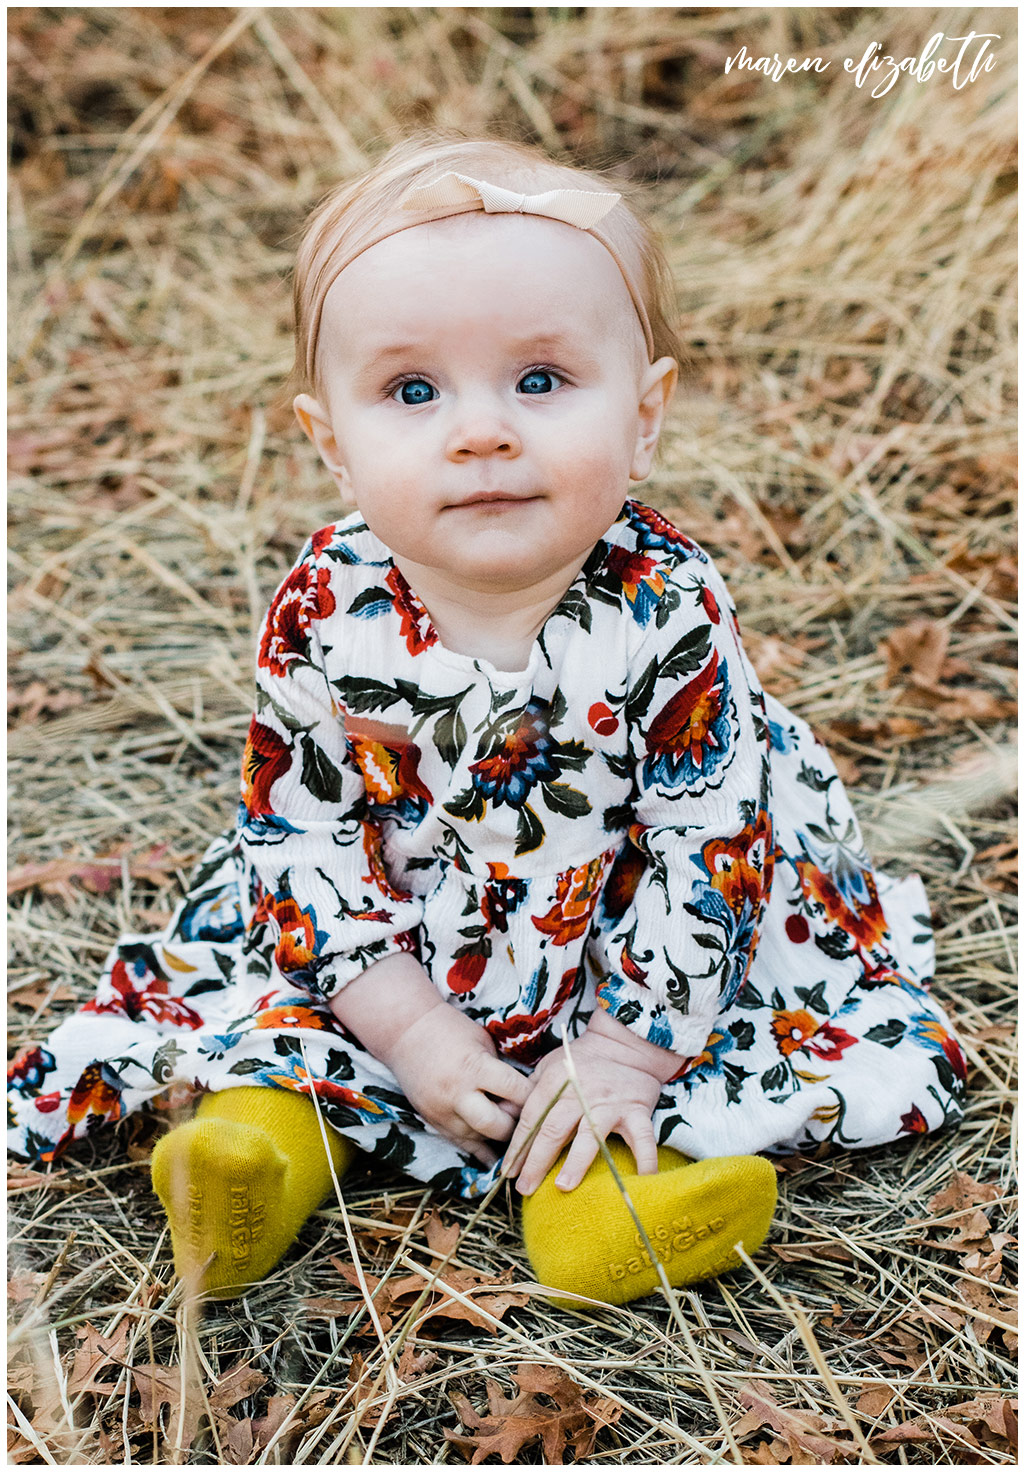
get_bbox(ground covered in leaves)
[7,6,1017,1465]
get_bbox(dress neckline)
[384,527,619,683]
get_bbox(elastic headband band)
[304,169,656,383]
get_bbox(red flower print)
[912,1016,967,1081]
[447,950,487,994]
[532,853,610,946]
[35,1091,61,1113]
[630,501,701,555]
[310,525,337,559]
[588,702,619,736]
[699,585,721,624]
[602,843,646,921]
[785,914,810,943]
[486,967,578,1064]
[84,951,203,1030]
[241,719,291,816]
[648,651,723,773]
[899,1104,929,1134]
[808,1021,857,1061]
[259,562,336,676]
[385,566,437,655]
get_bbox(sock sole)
[522,1149,778,1306]
[151,1117,290,1298]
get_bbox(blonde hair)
[291,132,682,395]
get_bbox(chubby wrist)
[328,953,444,1067]
[585,1005,682,1084]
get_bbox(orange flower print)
[66,1062,125,1129]
[264,892,328,978]
[771,1009,856,1061]
[795,858,890,955]
[532,853,611,946]
[361,819,411,904]
[254,1004,329,1030]
[347,729,433,818]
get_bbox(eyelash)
[388,366,566,404]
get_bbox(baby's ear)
[629,357,678,482]
[293,393,349,489]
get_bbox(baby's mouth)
[451,491,538,508]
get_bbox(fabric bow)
[401,170,621,230]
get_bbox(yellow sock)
[521,1139,777,1307]
[151,1087,356,1299]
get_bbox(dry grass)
[7,6,1017,1465]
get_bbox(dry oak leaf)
[880,619,949,688]
[733,1381,845,1464]
[872,1415,979,1449]
[944,1395,1018,1448]
[445,1363,621,1465]
[70,1321,132,1395]
[928,1170,1002,1216]
[326,1259,528,1335]
[8,845,193,900]
[855,1383,895,1418]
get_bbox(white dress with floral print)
[8,502,965,1196]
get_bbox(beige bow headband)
[304,170,655,383]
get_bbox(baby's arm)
[503,1008,680,1194]
[329,953,530,1166]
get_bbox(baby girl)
[8,135,966,1305]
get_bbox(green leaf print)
[152,1040,186,1085]
[542,782,592,818]
[300,735,344,803]
[864,1020,907,1049]
[515,803,545,855]
[330,675,407,714]
[658,624,712,682]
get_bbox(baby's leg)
[520,1139,776,1307]
[151,1088,355,1298]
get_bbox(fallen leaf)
[8,845,193,900]
[325,1261,529,1336]
[445,1363,621,1465]
[424,1208,461,1259]
[8,681,85,725]
[872,1415,978,1447]
[880,619,949,687]
[70,1321,131,1395]
[940,1208,996,1247]
[944,1395,1018,1447]
[928,1171,1002,1216]
[733,1381,843,1463]
[855,1383,894,1418]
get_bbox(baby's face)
[296,213,675,598]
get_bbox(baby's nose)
[445,403,522,460]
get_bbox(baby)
[8,136,966,1305]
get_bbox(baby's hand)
[504,1008,679,1195]
[329,952,529,1167]
[384,1004,530,1167]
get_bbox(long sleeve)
[238,540,424,999]
[591,552,774,1057]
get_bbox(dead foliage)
[8,5,1016,1465]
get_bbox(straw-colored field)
[8,7,1017,1465]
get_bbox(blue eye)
[396,379,436,405]
[518,369,559,395]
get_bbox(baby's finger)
[553,1121,601,1191]
[458,1090,518,1143]
[618,1116,659,1177]
[478,1056,531,1110]
[512,1106,581,1195]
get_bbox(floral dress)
[8,501,966,1196]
